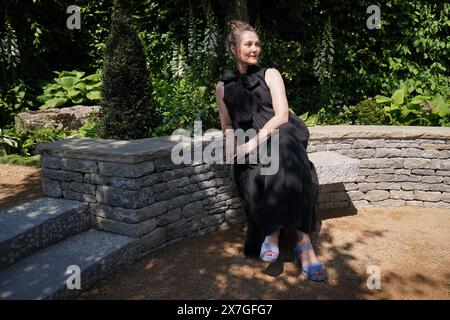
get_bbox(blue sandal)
[260,241,279,262]
[294,243,326,282]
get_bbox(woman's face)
[232,31,260,65]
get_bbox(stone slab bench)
[308,151,359,184]
[36,133,359,241]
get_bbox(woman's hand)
[223,137,238,163]
[234,139,258,161]
[234,143,246,161]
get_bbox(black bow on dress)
[222,64,261,90]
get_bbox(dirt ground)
[1,163,449,299]
[0,164,42,210]
[79,206,450,300]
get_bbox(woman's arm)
[216,81,237,159]
[215,81,234,132]
[237,68,289,157]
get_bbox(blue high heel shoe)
[259,231,280,262]
[293,243,326,282]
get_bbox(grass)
[0,154,41,167]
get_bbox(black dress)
[221,64,319,256]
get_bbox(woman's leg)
[264,231,279,247]
[259,229,281,262]
[294,230,325,281]
[295,230,320,265]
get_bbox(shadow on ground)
[79,206,450,300]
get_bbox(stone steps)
[0,198,90,272]
[0,229,137,300]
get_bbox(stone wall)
[308,126,450,211]
[40,155,244,241]
[37,135,246,249]
[37,126,450,249]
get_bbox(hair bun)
[228,20,248,33]
[225,20,257,56]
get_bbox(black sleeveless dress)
[221,64,319,256]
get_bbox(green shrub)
[98,0,155,140]
[151,75,218,136]
[0,81,36,127]
[0,154,41,167]
[338,99,389,125]
[0,126,69,156]
[375,84,450,126]
[69,113,101,138]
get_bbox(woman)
[215,20,325,281]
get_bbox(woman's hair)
[225,20,257,57]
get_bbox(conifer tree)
[99,0,155,140]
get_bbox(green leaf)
[375,95,391,104]
[67,89,81,98]
[82,73,100,82]
[431,95,450,117]
[196,86,206,97]
[2,137,18,148]
[40,98,67,109]
[60,70,85,78]
[86,82,101,91]
[86,91,102,100]
[37,95,47,103]
[391,89,405,106]
[71,96,85,104]
[401,109,417,117]
[73,82,87,91]
[410,95,431,104]
[305,113,318,125]
[58,76,77,89]
[54,91,67,98]
[298,111,308,121]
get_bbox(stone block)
[401,182,429,191]
[365,190,390,202]
[91,201,167,224]
[403,158,432,169]
[61,158,98,174]
[421,176,443,184]
[63,190,96,203]
[157,208,182,226]
[98,161,155,178]
[376,182,401,190]
[352,139,385,149]
[375,148,401,158]
[183,201,203,218]
[138,227,168,254]
[40,155,61,169]
[41,168,83,182]
[42,178,62,198]
[389,190,414,200]
[96,186,154,209]
[347,191,365,201]
[93,216,156,238]
[413,190,442,202]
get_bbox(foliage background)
[1,0,449,141]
